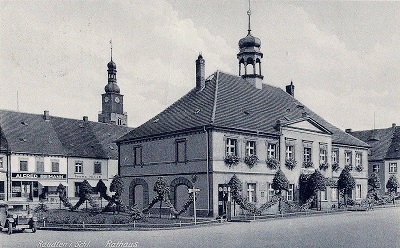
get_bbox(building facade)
[117,8,369,217]
[349,124,400,195]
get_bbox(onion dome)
[107,60,116,69]
[105,82,120,93]
[238,34,261,49]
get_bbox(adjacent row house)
[349,124,400,194]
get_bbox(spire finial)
[247,0,252,35]
[110,39,113,61]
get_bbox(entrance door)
[133,185,144,210]
[218,184,231,217]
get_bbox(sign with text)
[12,173,66,180]
[73,174,103,180]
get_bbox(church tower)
[237,1,264,88]
[98,42,128,126]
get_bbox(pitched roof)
[0,109,133,159]
[118,71,368,148]
[350,126,400,160]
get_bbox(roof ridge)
[210,71,220,124]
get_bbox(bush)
[224,155,240,167]
[331,163,340,172]
[285,158,297,170]
[319,163,329,171]
[266,157,279,170]
[244,155,258,168]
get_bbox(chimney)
[43,110,50,121]
[83,116,88,122]
[345,128,352,133]
[196,53,205,91]
[392,123,396,128]
[286,81,295,97]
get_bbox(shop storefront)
[11,172,67,201]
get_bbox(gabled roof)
[118,71,368,148]
[0,109,133,159]
[350,126,400,160]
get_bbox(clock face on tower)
[115,97,120,103]
[104,97,109,102]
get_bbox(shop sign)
[73,174,102,179]
[12,173,66,180]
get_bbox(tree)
[367,172,381,201]
[96,179,111,207]
[108,175,125,213]
[76,180,93,211]
[272,169,289,213]
[386,175,399,204]
[309,170,326,210]
[153,177,170,218]
[337,167,355,207]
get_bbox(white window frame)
[355,152,362,166]
[304,147,312,163]
[321,189,328,201]
[355,184,362,199]
[286,145,294,160]
[332,188,338,201]
[287,184,294,201]
[268,183,275,201]
[75,161,83,174]
[247,183,256,203]
[267,143,277,159]
[0,157,3,169]
[389,163,397,173]
[332,150,339,164]
[245,141,256,156]
[373,164,379,173]
[320,148,327,164]
[345,151,352,165]
[226,138,237,156]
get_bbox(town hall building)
[117,8,369,217]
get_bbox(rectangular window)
[36,160,44,172]
[268,183,275,201]
[51,161,59,172]
[389,163,398,173]
[286,145,294,160]
[0,157,3,169]
[321,189,327,201]
[94,162,102,174]
[332,150,339,164]
[355,153,362,166]
[332,188,338,201]
[19,160,28,171]
[287,184,294,201]
[373,164,380,173]
[0,181,4,200]
[320,147,327,164]
[176,140,186,163]
[247,183,256,203]
[345,151,352,165]
[12,181,22,197]
[267,143,277,159]
[356,184,362,199]
[245,141,256,156]
[74,182,82,197]
[226,138,237,156]
[304,147,312,163]
[75,161,83,173]
[134,146,142,165]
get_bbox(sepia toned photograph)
[0,1,399,247]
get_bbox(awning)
[38,181,68,187]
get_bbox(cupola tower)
[237,1,264,88]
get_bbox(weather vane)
[110,39,113,60]
[247,0,252,34]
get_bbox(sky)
[1,0,399,131]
